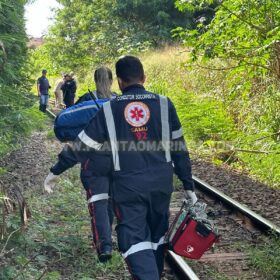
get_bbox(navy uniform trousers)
[80,158,113,256]
[114,189,171,279]
[51,148,113,256]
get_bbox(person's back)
[62,74,77,108]
[107,87,174,200]
[76,56,197,279]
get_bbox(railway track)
[46,101,279,280]
[167,177,280,280]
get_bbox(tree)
[38,0,201,75]
[0,0,29,85]
[175,0,280,80]
[175,0,280,133]
[113,0,194,45]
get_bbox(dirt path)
[0,131,61,195]
[1,131,278,279]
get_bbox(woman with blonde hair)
[75,66,114,104]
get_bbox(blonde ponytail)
[94,66,113,99]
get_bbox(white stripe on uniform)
[122,236,167,259]
[159,95,171,162]
[88,193,109,204]
[172,128,183,140]
[78,130,103,150]
[103,102,120,171]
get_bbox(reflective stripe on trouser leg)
[114,199,160,279]
[125,249,160,280]
[122,236,167,258]
[159,95,171,162]
[149,191,171,275]
[103,102,120,171]
[87,190,112,254]
[87,190,100,253]
[87,193,109,204]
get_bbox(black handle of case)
[195,222,211,237]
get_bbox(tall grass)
[140,47,280,188]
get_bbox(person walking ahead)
[37,69,51,112]
[58,56,197,279]
[61,74,77,108]
[44,67,115,263]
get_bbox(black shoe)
[98,252,112,263]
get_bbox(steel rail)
[167,176,280,279]
[46,109,57,119]
[193,175,280,234]
[166,250,200,280]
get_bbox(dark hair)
[94,66,113,99]
[115,56,144,83]
[42,69,47,74]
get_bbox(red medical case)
[168,203,219,259]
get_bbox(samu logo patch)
[124,102,150,127]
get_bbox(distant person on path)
[54,75,64,107]
[61,73,77,108]
[37,69,51,112]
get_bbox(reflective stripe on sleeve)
[78,130,103,150]
[87,193,109,204]
[122,236,167,259]
[159,95,171,162]
[172,128,183,140]
[103,102,120,171]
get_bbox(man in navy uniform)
[37,69,51,112]
[53,56,197,279]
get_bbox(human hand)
[44,172,58,193]
[184,190,198,206]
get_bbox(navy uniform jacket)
[61,79,77,97]
[51,85,194,199]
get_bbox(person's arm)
[168,98,197,205]
[44,143,79,193]
[50,107,107,177]
[50,144,79,175]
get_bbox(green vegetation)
[1,167,128,280]
[29,0,279,187]
[34,0,214,75]
[249,235,280,280]
[1,0,279,278]
[174,0,280,187]
[140,48,280,187]
[0,0,47,156]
